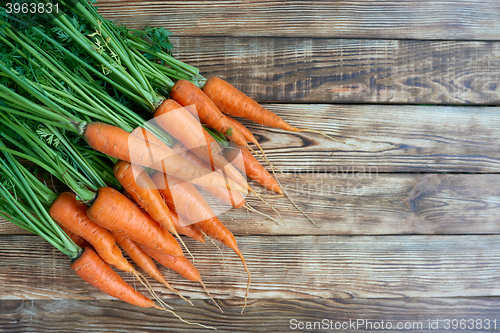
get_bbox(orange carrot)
[140,244,201,282]
[60,225,89,248]
[87,187,184,257]
[203,77,297,131]
[113,232,168,284]
[113,160,191,250]
[225,116,282,192]
[151,172,215,223]
[225,145,282,194]
[131,118,275,220]
[169,207,206,243]
[203,77,339,141]
[114,160,177,236]
[72,247,210,327]
[151,171,251,311]
[140,244,222,312]
[201,83,319,222]
[132,123,246,207]
[151,173,247,265]
[172,142,245,209]
[225,115,259,147]
[152,101,247,187]
[51,193,181,313]
[50,192,136,273]
[71,247,155,308]
[170,80,248,146]
[121,183,204,244]
[153,102,280,210]
[83,122,246,193]
[112,232,192,304]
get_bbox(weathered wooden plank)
[173,37,500,104]
[2,297,500,332]
[97,1,500,40]
[3,174,500,236]
[237,104,500,172]
[2,234,500,301]
[226,173,500,236]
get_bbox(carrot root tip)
[244,204,282,226]
[152,304,216,330]
[199,280,223,313]
[240,259,251,314]
[161,281,193,306]
[249,189,284,223]
[247,145,284,195]
[134,271,174,310]
[274,176,320,228]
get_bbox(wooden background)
[2,1,500,332]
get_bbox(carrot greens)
[0,140,82,259]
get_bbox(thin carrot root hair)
[198,279,223,313]
[161,279,193,306]
[248,187,283,223]
[132,271,173,311]
[208,191,252,312]
[247,144,284,177]
[249,143,319,227]
[200,232,247,313]
[152,303,216,330]
[274,173,319,228]
[244,203,282,226]
[174,232,195,263]
[192,231,223,313]
[235,249,251,314]
[201,230,226,269]
[245,146,284,199]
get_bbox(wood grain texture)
[239,104,500,173]
[173,37,500,104]
[2,297,500,332]
[2,234,500,301]
[2,2,499,330]
[226,173,500,236]
[97,1,500,40]
[3,174,500,236]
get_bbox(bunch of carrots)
[0,0,330,327]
